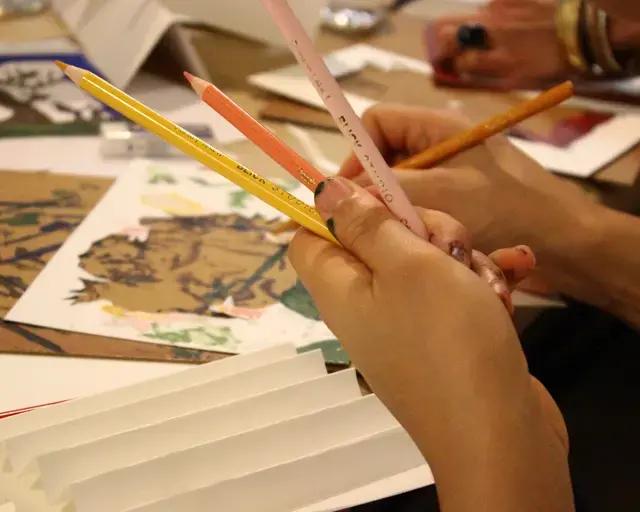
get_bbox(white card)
[51,0,327,88]
[37,369,361,503]
[5,350,326,475]
[69,394,397,512]
[0,344,294,443]
[122,429,427,512]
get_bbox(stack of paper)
[0,345,433,511]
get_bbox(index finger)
[338,105,472,179]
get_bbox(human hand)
[338,104,602,293]
[430,0,570,88]
[288,176,568,473]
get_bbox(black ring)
[456,23,490,51]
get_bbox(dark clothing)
[354,301,640,512]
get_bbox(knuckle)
[392,248,436,280]
[336,206,389,252]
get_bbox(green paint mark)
[280,280,321,321]
[189,177,216,187]
[229,189,251,209]
[0,212,41,226]
[143,323,241,349]
[171,346,206,361]
[298,339,349,365]
[147,165,177,185]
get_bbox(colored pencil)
[271,81,575,234]
[184,72,326,192]
[259,0,427,238]
[55,61,336,245]
[395,81,575,169]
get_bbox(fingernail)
[313,180,326,199]
[515,245,536,266]
[314,177,355,220]
[449,241,468,264]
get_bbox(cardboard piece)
[0,170,111,316]
[0,170,235,365]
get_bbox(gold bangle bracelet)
[584,1,624,75]
[556,0,589,73]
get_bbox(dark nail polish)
[449,241,468,263]
[456,23,489,50]
[326,218,337,239]
[314,180,326,199]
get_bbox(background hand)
[430,0,569,88]
[338,104,602,294]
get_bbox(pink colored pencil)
[184,72,326,193]
[259,0,426,238]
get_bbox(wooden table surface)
[0,7,638,367]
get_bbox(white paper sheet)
[5,350,326,474]
[0,344,295,442]
[51,0,327,88]
[69,394,396,512]
[122,429,427,512]
[37,370,361,503]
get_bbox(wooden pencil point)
[184,72,208,97]
[54,60,68,72]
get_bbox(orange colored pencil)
[184,72,326,192]
[395,80,574,169]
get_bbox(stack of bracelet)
[556,0,637,78]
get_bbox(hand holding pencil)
[272,81,574,234]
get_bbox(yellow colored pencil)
[55,61,336,244]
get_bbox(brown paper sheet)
[0,171,237,366]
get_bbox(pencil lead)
[183,71,194,83]
[54,60,68,72]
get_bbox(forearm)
[372,342,573,512]
[542,206,640,331]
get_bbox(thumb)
[313,177,427,273]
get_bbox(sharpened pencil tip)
[184,72,208,97]
[54,60,68,72]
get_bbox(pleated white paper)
[0,346,433,511]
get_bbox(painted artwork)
[5,161,347,364]
[0,56,115,137]
[0,170,113,316]
[505,108,615,149]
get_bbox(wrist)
[609,16,640,50]
[529,200,606,291]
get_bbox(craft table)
[1,4,640,512]
[1,8,639,363]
